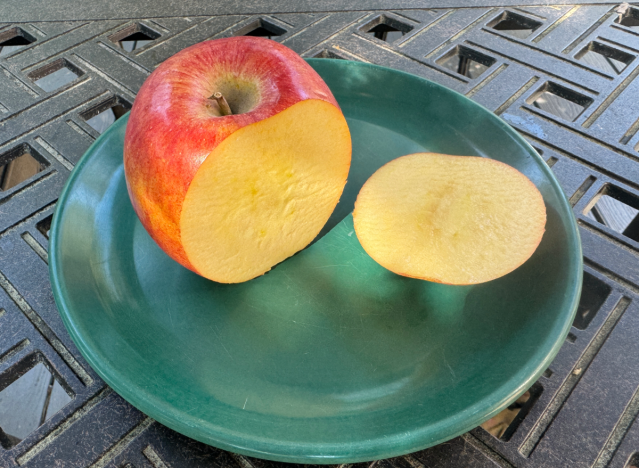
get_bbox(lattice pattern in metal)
[1,5,639,467]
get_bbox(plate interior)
[50,59,582,463]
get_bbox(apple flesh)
[124,37,351,283]
[353,153,546,285]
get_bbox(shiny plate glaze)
[49,59,582,463]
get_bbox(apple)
[124,37,351,283]
[353,153,546,285]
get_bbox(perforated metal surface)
[2,4,639,467]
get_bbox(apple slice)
[353,153,546,285]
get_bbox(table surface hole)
[586,185,639,242]
[36,214,52,239]
[616,7,639,29]
[80,96,131,134]
[480,382,543,441]
[0,144,48,192]
[109,23,160,52]
[527,82,593,121]
[0,27,36,57]
[626,453,639,468]
[574,272,611,330]
[0,361,72,448]
[488,11,543,39]
[29,59,83,92]
[576,41,634,75]
[361,15,414,43]
[436,45,496,79]
[238,19,286,39]
[119,31,156,52]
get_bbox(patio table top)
[1,2,639,467]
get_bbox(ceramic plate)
[50,59,582,463]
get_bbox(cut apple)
[353,153,546,285]
[123,37,352,284]
[180,99,351,283]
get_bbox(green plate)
[50,59,582,463]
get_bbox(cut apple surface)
[353,153,546,285]
[180,99,351,283]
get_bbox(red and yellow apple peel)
[124,37,351,283]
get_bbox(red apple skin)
[124,37,341,273]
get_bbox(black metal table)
[1,2,639,467]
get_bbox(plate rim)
[49,58,583,463]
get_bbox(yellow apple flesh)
[353,153,546,285]
[181,100,350,282]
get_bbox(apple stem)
[212,92,232,116]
